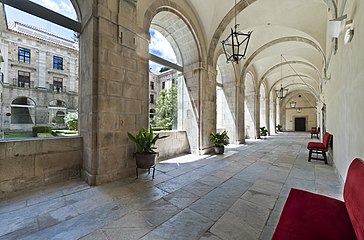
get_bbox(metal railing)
[12,78,34,88]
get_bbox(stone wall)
[324,0,364,181]
[155,130,190,160]
[0,137,82,197]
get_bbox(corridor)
[0,132,342,240]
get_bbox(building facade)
[148,68,180,126]
[0,12,78,133]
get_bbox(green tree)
[64,112,78,131]
[155,83,177,130]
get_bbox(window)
[162,82,165,89]
[150,81,154,90]
[53,77,63,92]
[18,71,30,88]
[18,47,30,63]
[150,94,154,104]
[53,56,63,70]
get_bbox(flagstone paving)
[0,132,343,240]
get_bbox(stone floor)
[0,132,343,240]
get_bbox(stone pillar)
[255,86,261,138]
[271,98,277,134]
[235,65,245,144]
[2,43,8,84]
[80,0,149,185]
[38,51,47,88]
[244,89,256,139]
[181,62,214,155]
[69,57,77,92]
[265,94,270,134]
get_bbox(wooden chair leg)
[323,151,328,164]
[152,167,155,179]
[308,150,312,162]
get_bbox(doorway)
[295,117,306,131]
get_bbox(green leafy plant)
[209,130,230,147]
[127,128,168,154]
[276,124,282,132]
[260,126,268,136]
[64,112,78,131]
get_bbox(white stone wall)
[155,130,190,159]
[324,0,364,181]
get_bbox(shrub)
[64,112,78,131]
[52,116,65,124]
[209,130,229,147]
[32,125,53,137]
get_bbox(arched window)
[11,97,36,125]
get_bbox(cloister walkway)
[0,132,343,240]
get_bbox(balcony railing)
[49,84,67,93]
[13,78,34,88]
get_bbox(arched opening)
[10,97,36,128]
[148,8,201,152]
[260,84,267,132]
[48,99,67,126]
[148,29,180,131]
[0,0,80,139]
[216,55,236,141]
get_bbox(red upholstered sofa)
[273,158,364,240]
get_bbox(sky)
[4,0,77,40]
[4,1,177,72]
[149,29,177,73]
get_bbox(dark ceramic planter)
[214,146,225,154]
[135,153,157,168]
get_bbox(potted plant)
[127,128,168,169]
[209,130,229,154]
[276,124,282,132]
[260,126,268,138]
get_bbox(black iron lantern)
[221,0,252,64]
[275,54,288,99]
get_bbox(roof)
[8,21,78,50]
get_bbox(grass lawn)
[2,130,78,139]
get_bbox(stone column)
[80,0,149,185]
[235,65,245,144]
[182,62,214,154]
[255,86,261,138]
[2,43,8,84]
[69,57,77,92]
[271,98,277,134]
[38,51,47,88]
[265,94,270,134]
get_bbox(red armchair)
[307,132,332,164]
[310,127,320,139]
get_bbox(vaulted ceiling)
[184,0,332,99]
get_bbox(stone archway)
[143,2,212,154]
